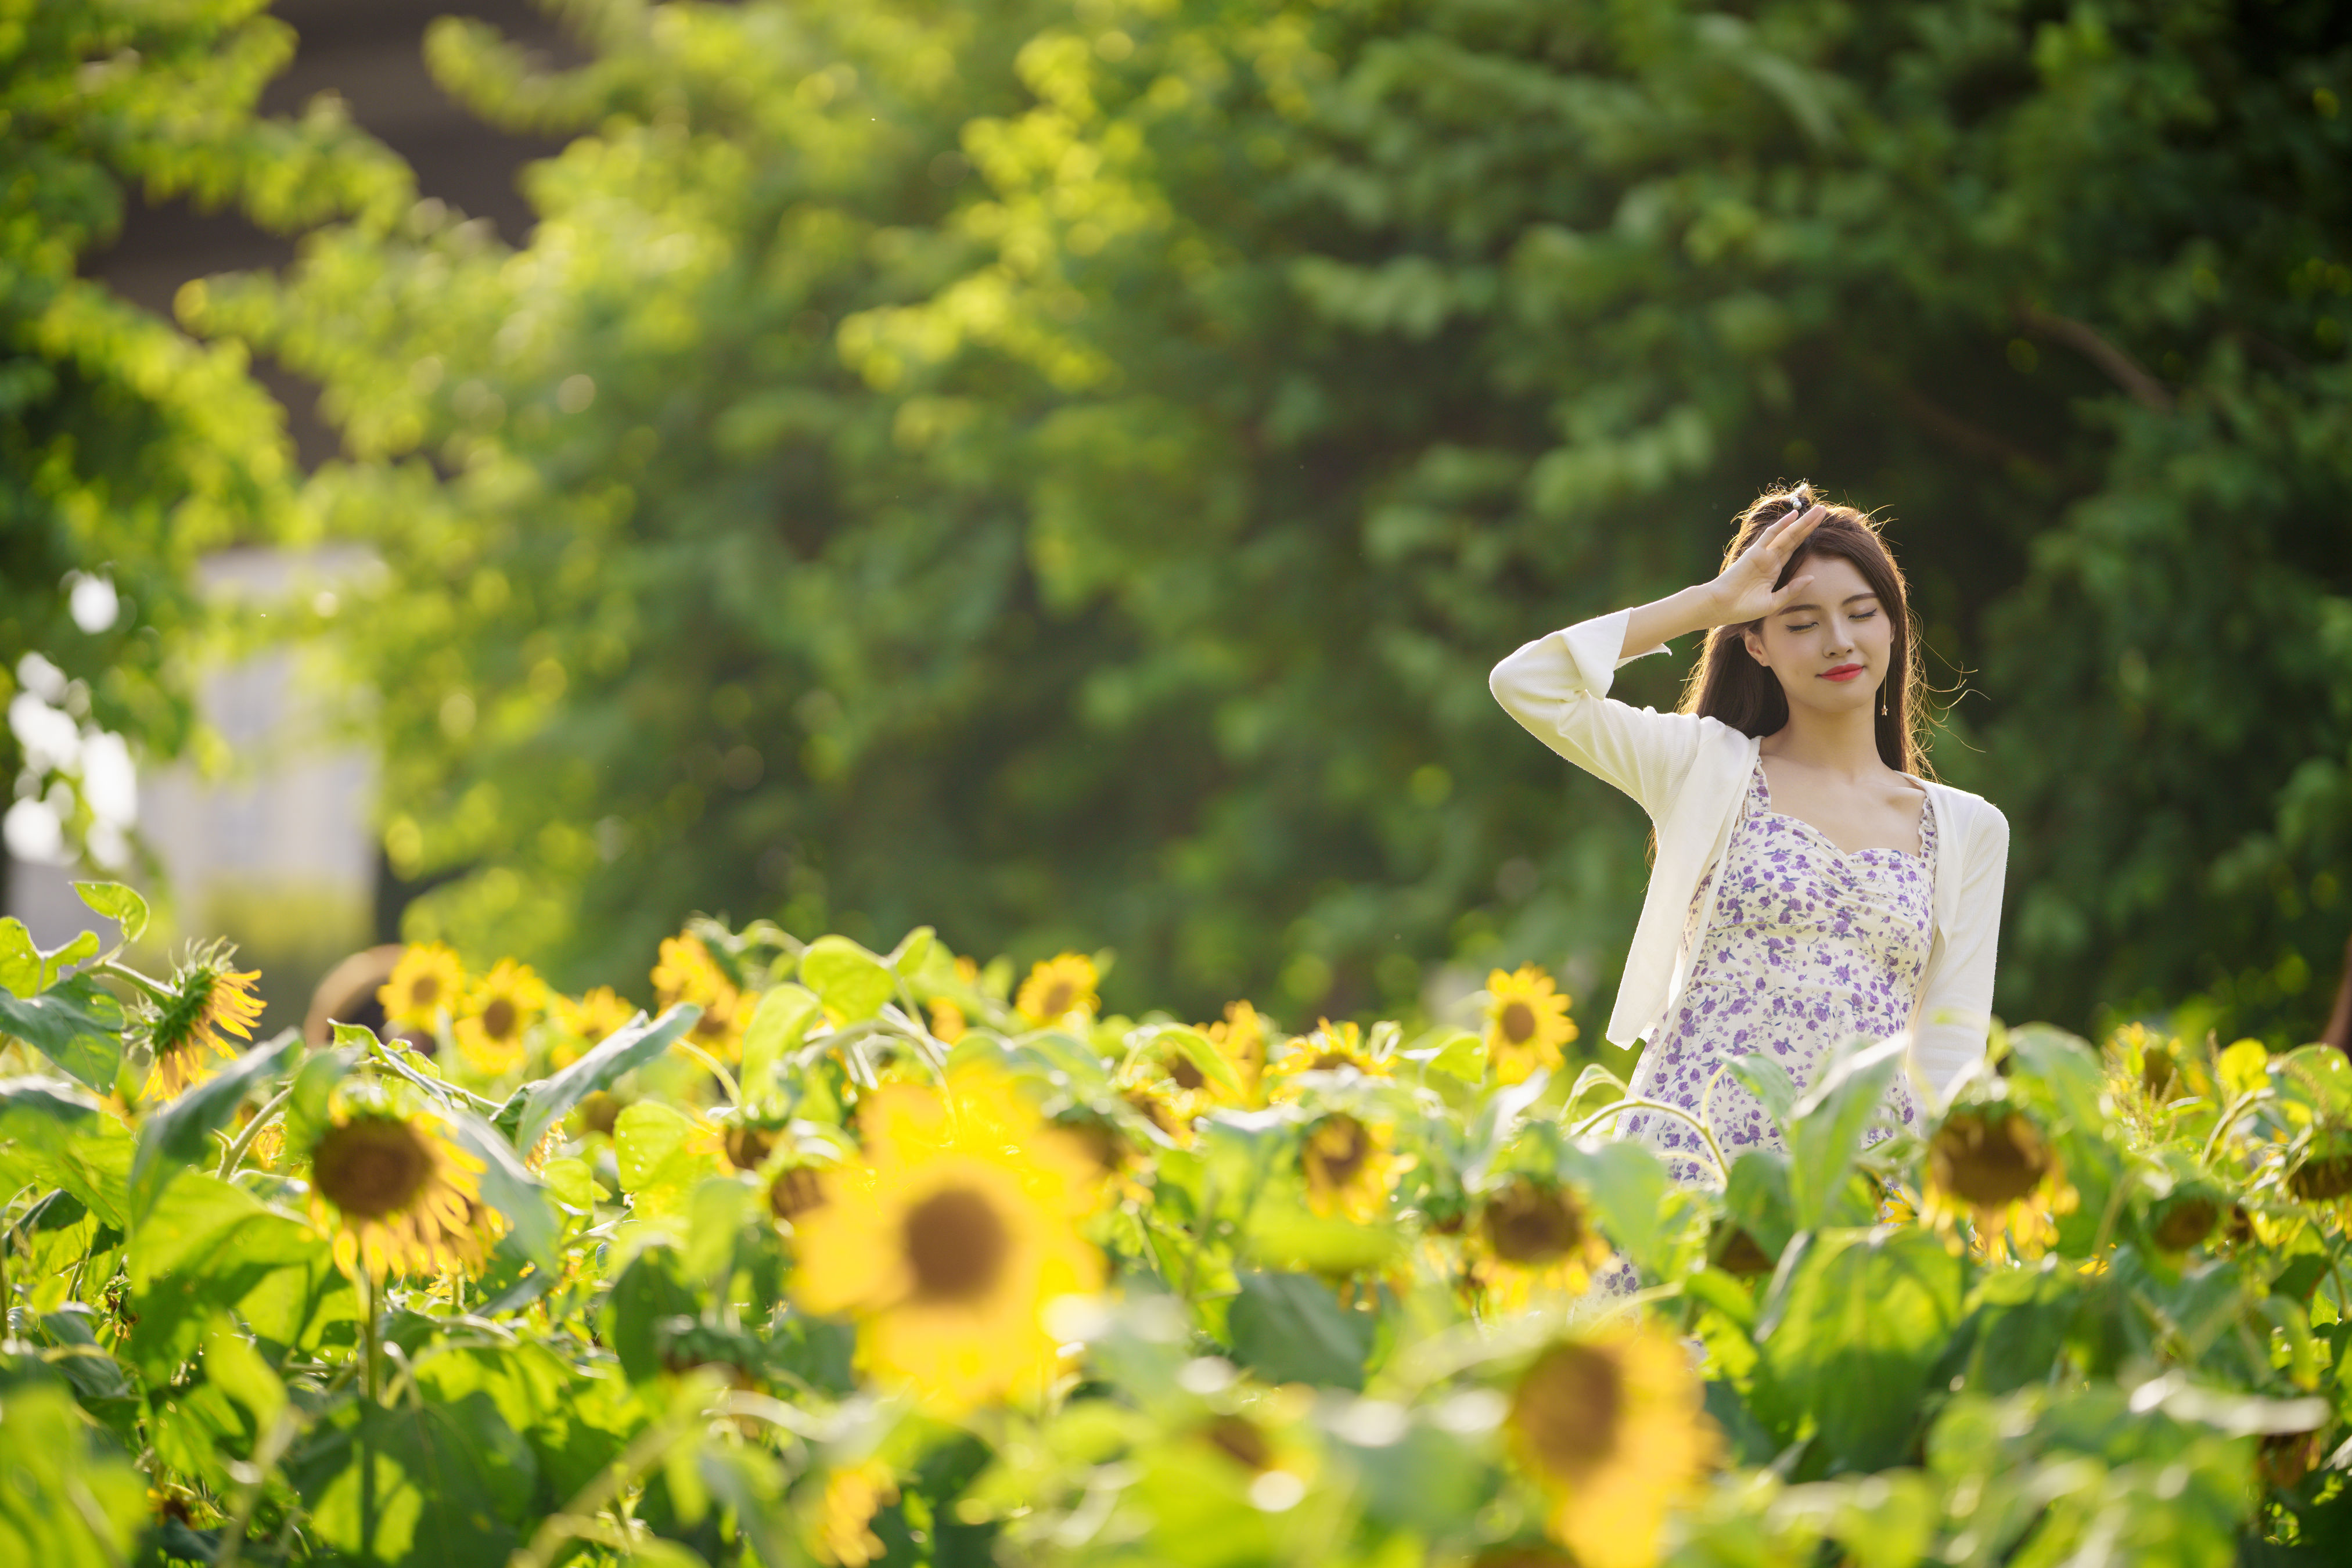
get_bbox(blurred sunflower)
[1507,1328,1720,1568]
[1471,1177,1610,1308]
[653,934,747,1058]
[1116,1062,1210,1148]
[139,941,265,1098]
[768,1160,832,1226]
[1015,952,1098,1026]
[791,1067,1104,1407]
[1267,1019,1387,1099]
[452,959,551,1074]
[377,943,465,1032]
[1923,1105,2077,1260]
[304,1098,497,1278]
[927,955,982,1044]
[549,986,637,1067]
[811,1458,898,1567]
[2287,1128,2352,1202]
[1301,1113,1400,1222]
[1204,999,1269,1103]
[688,1108,796,1173]
[1484,965,1578,1085]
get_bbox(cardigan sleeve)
[1911,803,2011,1102]
[1488,607,1702,819]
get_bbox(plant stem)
[671,1041,741,1104]
[93,958,171,1001]
[217,1084,295,1177]
[1569,1096,1730,1177]
[361,1263,383,1404]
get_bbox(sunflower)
[1507,1327,1720,1568]
[1015,952,1099,1026]
[304,1099,497,1279]
[768,1161,832,1225]
[2287,1128,2352,1202]
[1470,1177,1610,1308]
[452,959,551,1075]
[549,986,637,1067]
[377,943,465,1031]
[1267,1019,1387,1100]
[790,1067,1104,1408]
[1484,965,1578,1086]
[1300,1113,1400,1222]
[927,954,981,1044]
[1204,1000,1269,1103]
[653,934,747,1059]
[1115,1062,1211,1148]
[811,1459,898,1567]
[141,941,265,1098]
[1923,1105,2078,1260]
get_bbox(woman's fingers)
[1767,572,1815,611]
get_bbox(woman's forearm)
[1620,584,1728,660]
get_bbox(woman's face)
[1740,549,1896,720]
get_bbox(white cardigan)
[1489,607,2010,1103]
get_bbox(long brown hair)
[1679,482,1929,778]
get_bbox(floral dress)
[1617,760,1935,1186]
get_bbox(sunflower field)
[2,883,2351,1566]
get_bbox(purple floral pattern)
[1619,761,1935,1185]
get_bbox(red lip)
[1821,664,1865,682]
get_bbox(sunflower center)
[1500,999,1537,1045]
[312,1118,437,1221]
[1511,1343,1625,1484]
[1168,1055,1207,1092]
[2151,1197,2218,1251]
[481,997,519,1041]
[1308,1117,1371,1186]
[903,1186,1009,1304]
[1203,1414,1272,1471]
[1933,1114,2049,1208]
[409,973,442,1008]
[1481,1181,1584,1264]
[1035,979,1076,1019]
[724,1125,776,1171]
[769,1166,826,1221]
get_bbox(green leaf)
[131,1029,299,1218]
[0,920,42,999]
[613,1100,696,1192]
[1560,1136,1683,1281]
[0,1081,130,1228]
[800,934,896,1023]
[889,924,936,976]
[603,1242,701,1384]
[0,1383,147,1567]
[1786,1034,1907,1232]
[738,985,819,1102]
[1936,1263,2085,1398]
[1148,1024,1247,1099]
[1403,1027,1484,1083]
[281,1045,361,1167]
[283,1385,535,1565]
[0,973,126,1094]
[1722,1148,1796,1262]
[1225,1270,1373,1389]
[39,930,98,988]
[447,1107,560,1267]
[127,1174,348,1384]
[71,881,148,944]
[1753,1226,1964,1469]
[1729,1052,1802,1138]
[203,1314,287,1427]
[513,1002,699,1152]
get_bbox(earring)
[1880,687,1889,717]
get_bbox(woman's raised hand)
[1707,505,1824,624]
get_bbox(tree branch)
[2018,305,2174,412]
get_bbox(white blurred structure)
[6,550,377,966]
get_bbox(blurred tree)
[200,0,2352,1040]
[0,0,406,888]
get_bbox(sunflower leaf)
[1786,1033,1908,1233]
[513,1002,699,1153]
[1227,1270,1373,1390]
[0,919,41,998]
[130,1028,299,1221]
[71,881,148,945]
[738,986,820,1102]
[447,1107,560,1268]
[1149,1024,1247,1101]
[800,935,896,1023]
[0,972,126,1094]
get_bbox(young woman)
[1488,484,2009,1183]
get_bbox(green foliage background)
[37,0,2352,1040]
[0,0,404,869]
